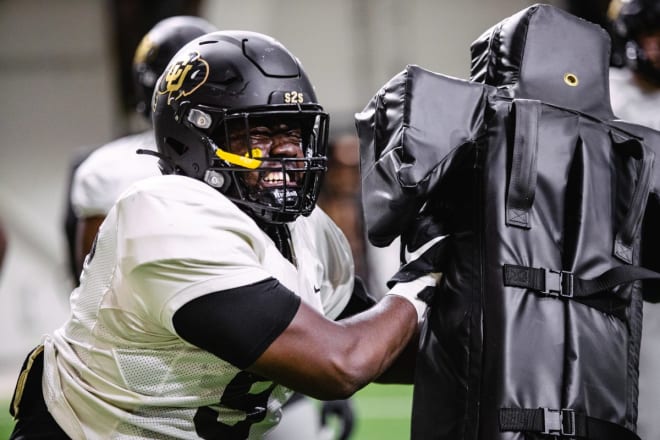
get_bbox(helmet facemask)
[627,29,660,85]
[184,105,329,223]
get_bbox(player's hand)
[385,212,448,322]
[320,399,355,440]
[393,212,449,284]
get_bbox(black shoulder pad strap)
[609,131,655,264]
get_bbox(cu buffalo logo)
[157,51,209,105]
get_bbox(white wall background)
[201,0,568,130]
[0,0,117,381]
[0,0,562,388]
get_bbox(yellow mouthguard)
[215,148,263,169]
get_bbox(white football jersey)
[42,175,354,439]
[609,67,660,131]
[71,130,161,217]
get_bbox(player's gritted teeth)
[260,171,297,188]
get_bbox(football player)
[9,31,439,439]
[11,16,215,440]
[65,16,353,440]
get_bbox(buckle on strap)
[543,269,574,298]
[542,408,576,437]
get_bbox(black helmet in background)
[151,31,329,224]
[132,15,217,119]
[611,0,660,83]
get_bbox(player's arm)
[75,215,105,276]
[333,276,418,385]
[251,289,423,400]
[172,275,434,400]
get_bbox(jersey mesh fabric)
[65,212,119,366]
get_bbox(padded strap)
[506,99,541,229]
[503,264,660,314]
[500,407,640,439]
[609,131,655,264]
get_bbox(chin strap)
[136,148,177,174]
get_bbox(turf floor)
[0,383,413,439]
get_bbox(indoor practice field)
[0,383,413,439]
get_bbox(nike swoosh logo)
[313,286,321,294]
[404,234,449,263]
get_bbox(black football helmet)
[611,0,660,83]
[152,31,329,224]
[132,16,217,119]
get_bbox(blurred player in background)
[318,134,368,287]
[66,15,217,282]
[9,30,438,439]
[608,1,660,438]
[318,134,400,301]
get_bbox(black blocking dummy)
[356,5,660,440]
